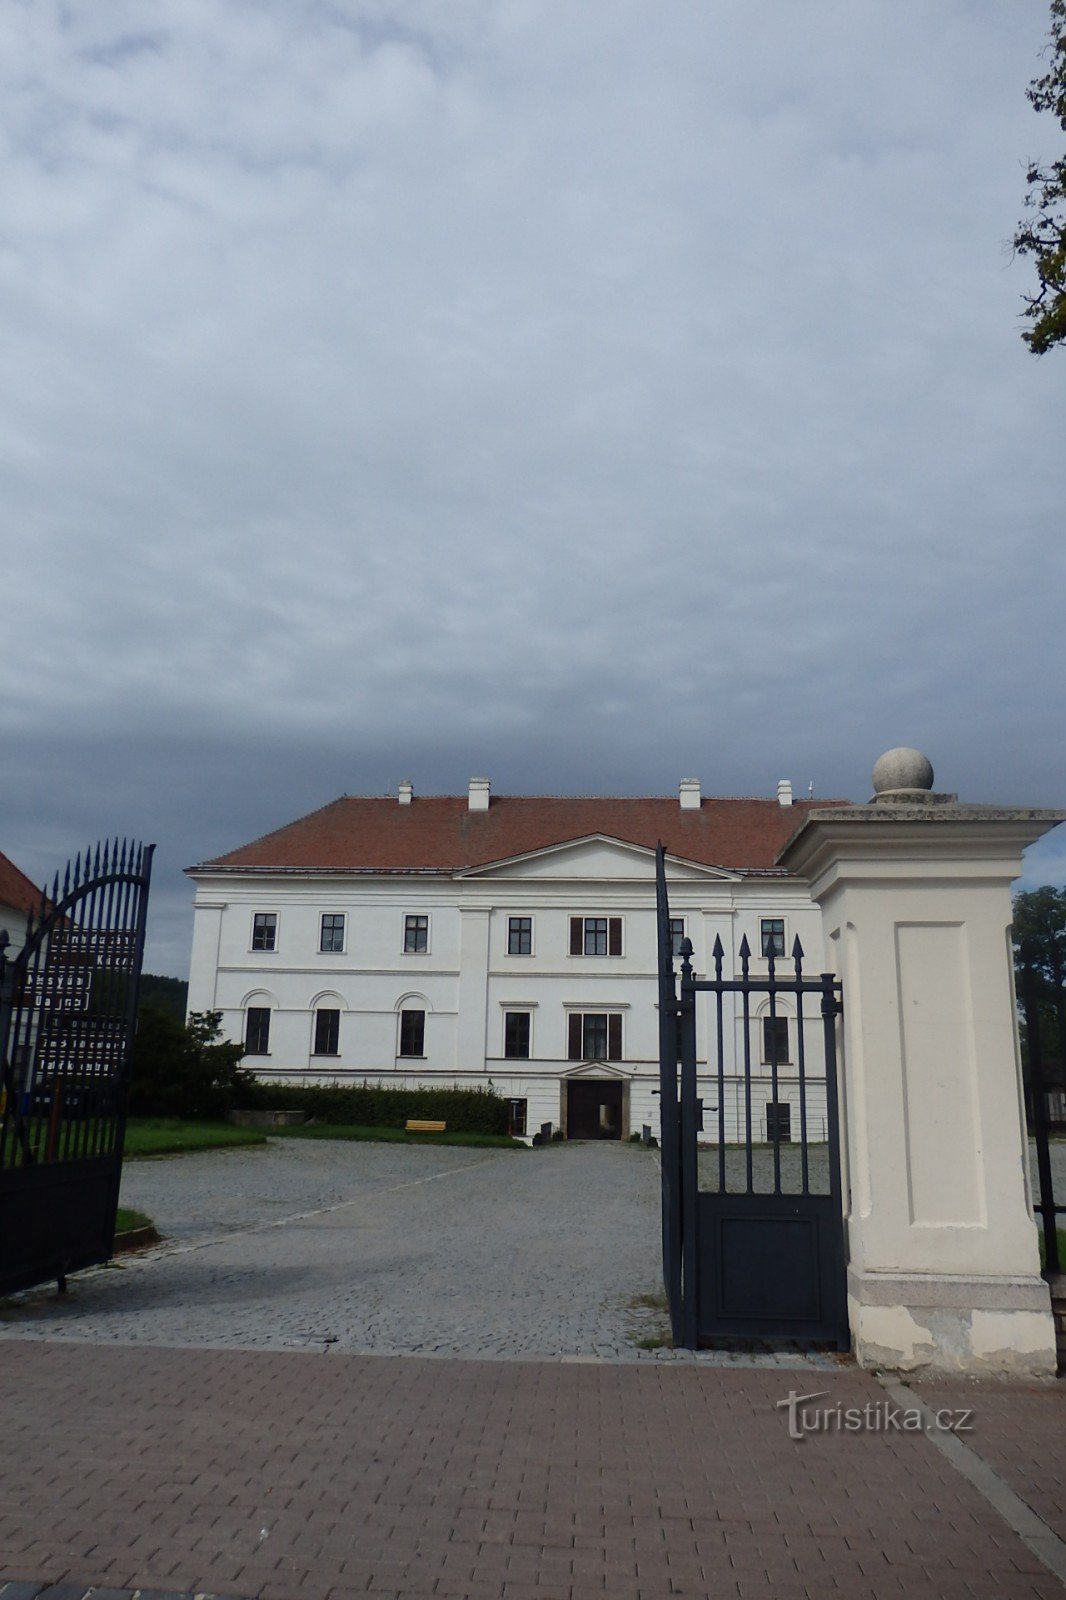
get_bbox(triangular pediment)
[459,834,740,882]
[562,1058,633,1079]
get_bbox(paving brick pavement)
[912,1376,1066,1545]
[0,1142,744,1362]
[1,1341,1064,1600]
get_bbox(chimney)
[468,777,490,812]
[777,779,793,807]
[679,778,701,811]
[398,780,413,806]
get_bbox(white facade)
[187,786,831,1142]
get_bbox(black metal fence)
[655,846,683,1344]
[1018,957,1066,1274]
[0,840,153,1295]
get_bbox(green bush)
[239,1079,510,1135]
[129,1008,255,1120]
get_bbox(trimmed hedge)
[240,1081,510,1135]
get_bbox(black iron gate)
[1018,954,1066,1275]
[0,840,154,1296]
[656,845,848,1349]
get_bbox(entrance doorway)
[566,1080,623,1140]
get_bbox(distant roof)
[0,849,42,920]
[191,794,852,877]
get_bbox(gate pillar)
[779,750,1064,1376]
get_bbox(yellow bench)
[405,1119,446,1133]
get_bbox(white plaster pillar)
[187,898,226,1015]
[779,764,1064,1377]
[456,907,491,1071]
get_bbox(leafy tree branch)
[1014,0,1066,353]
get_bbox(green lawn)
[271,1123,524,1150]
[115,1206,155,1234]
[123,1119,269,1158]
[122,1117,523,1158]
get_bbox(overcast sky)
[3,0,1065,977]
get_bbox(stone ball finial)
[872,747,934,795]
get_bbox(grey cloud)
[1,0,1062,973]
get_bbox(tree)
[128,1006,253,1119]
[136,973,189,1020]
[1014,1,1066,354]
[1013,887,1066,1089]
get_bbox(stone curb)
[111,1227,160,1254]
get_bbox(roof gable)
[0,850,41,923]
[191,793,851,878]
[459,834,740,881]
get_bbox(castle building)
[186,779,844,1140]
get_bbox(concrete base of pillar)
[848,1268,1057,1376]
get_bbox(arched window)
[395,993,431,1058]
[241,991,277,1056]
[310,992,346,1058]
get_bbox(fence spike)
[738,933,751,973]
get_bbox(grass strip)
[123,1119,269,1159]
[270,1123,525,1150]
[115,1206,154,1233]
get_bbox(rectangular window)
[404,915,429,953]
[765,1102,792,1142]
[569,916,623,957]
[245,1007,270,1054]
[508,1098,528,1138]
[507,916,533,955]
[567,1012,623,1061]
[669,917,686,957]
[762,1016,790,1064]
[251,913,277,952]
[320,914,345,953]
[313,1009,340,1056]
[399,1008,425,1056]
[760,918,786,958]
[504,1011,531,1059]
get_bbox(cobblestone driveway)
[0,1140,678,1359]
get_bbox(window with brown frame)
[569,916,622,957]
[567,1012,622,1061]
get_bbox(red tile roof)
[0,849,42,921]
[193,794,852,877]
